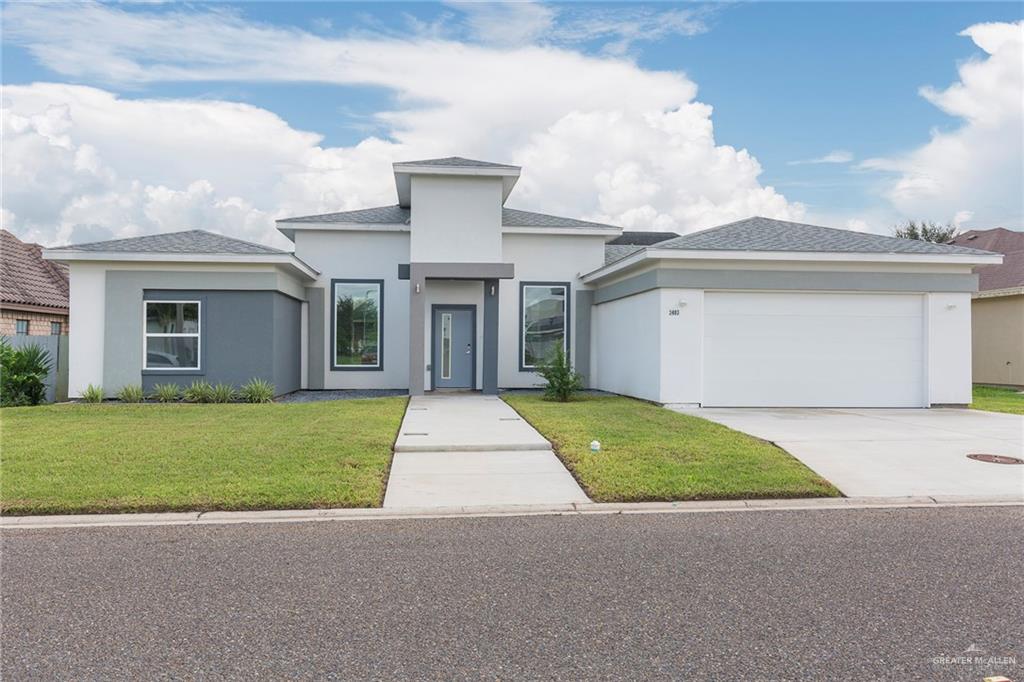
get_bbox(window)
[50,321,62,335]
[440,312,452,380]
[144,301,200,370]
[332,280,383,370]
[15,319,28,335]
[520,283,569,369]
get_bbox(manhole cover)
[967,454,1024,465]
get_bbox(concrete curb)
[3,495,1021,530]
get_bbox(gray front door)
[433,307,475,389]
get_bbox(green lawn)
[0,398,407,515]
[503,394,839,502]
[971,385,1024,415]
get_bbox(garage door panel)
[703,292,925,408]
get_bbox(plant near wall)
[210,383,236,403]
[151,383,181,403]
[0,339,52,406]
[81,384,105,403]
[535,345,583,402]
[239,378,275,403]
[183,380,214,403]
[116,385,145,403]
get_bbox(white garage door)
[702,292,925,407]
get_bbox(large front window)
[520,283,568,369]
[144,301,200,370]
[333,280,383,370]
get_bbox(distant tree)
[893,220,958,244]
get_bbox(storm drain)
[967,454,1024,465]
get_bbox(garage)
[702,292,926,407]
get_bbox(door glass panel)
[441,313,452,380]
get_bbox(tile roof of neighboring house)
[1,229,70,312]
[278,205,621,230]
[652,217,995,255]
[58,229,288,255]
[607,231,681,246]
[951,228,1024,290]
[395,156,519,169]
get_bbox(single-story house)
[951,228,1024,387]
[2,229,70,337]
[44,157,1002,406]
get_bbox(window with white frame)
[520,283,568,369]
[144,301,200,370]
[332,280,383,370]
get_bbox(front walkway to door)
[384,395,590,507]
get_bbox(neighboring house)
[951,228,1024,387]
[44,157,1001,406]
[1,229,70,337]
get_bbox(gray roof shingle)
[279,205,621,230]
[653,217,995,256]
[395,156,519,169]
[604,244,645,265]
[607,231,680,246]
[58,229,287,255]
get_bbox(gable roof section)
[394,156,519,170]
[952,228,1024,291]
[58,229,288,254]
[277,205,621,231]
[654,217,995,255]
[1,230,70,312]
[607,231,680,246]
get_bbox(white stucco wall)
[658,288,704,404]
[410,176,503,263]
[926,292,973,404]
[67,263,107,398]
[592,290,662,402]
[294,230,411,389]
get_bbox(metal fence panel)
[2,335,68,403]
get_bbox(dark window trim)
[141,294,207,376]
[518,281,571,372]
[50,321,62,335]
[14,319,29,335]
[330,278,384,372]
[430,304,477,391]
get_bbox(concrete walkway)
[672,406,1024,498]
[384,395,589,508]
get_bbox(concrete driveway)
[671,407,1023,498]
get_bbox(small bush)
[81,384,105,403]
[183,380,214,403]
[535,345,583,402]
[116,384,145,403]
[151,383,181,403]
[0,339,52,406]
[239,377,275,403]
[210,383,236,403]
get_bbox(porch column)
[408,265,426,396]
[482,278,499,395]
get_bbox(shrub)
[210,383,236,403]
[0,339,52,406]
[239,377,275,403]
[183,380,214,403]
[151,383,181,403]
[81,384,105,403]
[535,345,583,402]
[116,384,145,403]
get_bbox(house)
[44,157,1001,406]
[1,229,70,337]
[951,228,1024,387]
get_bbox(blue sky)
[1,2,1021,247]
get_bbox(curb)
[2,495,1021,530]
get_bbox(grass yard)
[971,384,1024,415]
[0,398,407,515]
[504,394,839,502]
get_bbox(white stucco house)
[44,157,1002,407]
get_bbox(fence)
[2,335,69,403]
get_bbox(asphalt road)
[3,507,1022,681]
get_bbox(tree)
[893,220,958,243]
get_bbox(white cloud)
[788,150,853,165]
[1,2,801,247]
[860,21,1023,229]
[452,2,556,46]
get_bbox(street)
[3,507,1022,680]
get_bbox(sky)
[1,1,1022,249]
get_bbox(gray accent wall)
[594,268,980,304]
[104,271,304,396]
[482,278,499,394]
[306,287,325,389]
[574,289,593,387]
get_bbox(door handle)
[465,344,471,355]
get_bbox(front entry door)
[432,307,475,389]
